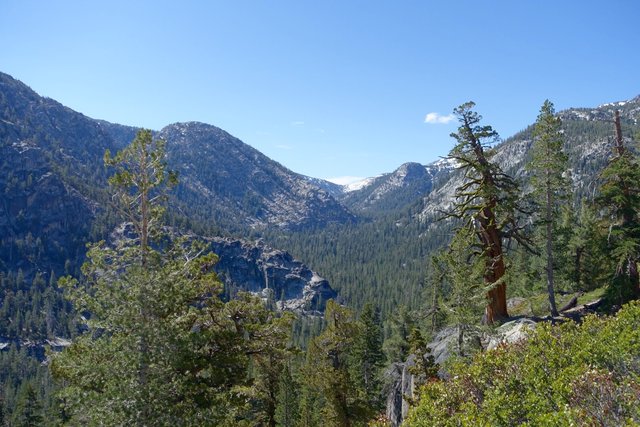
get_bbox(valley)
[1,70,640,425]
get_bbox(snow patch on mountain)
[344,176,378,192]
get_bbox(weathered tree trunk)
[614,110,624,155]
[478,206,509,325]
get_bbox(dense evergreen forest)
[1,95,640,426]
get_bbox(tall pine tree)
[51,130,292,425]
[351,302,385,414]
[597,111,640,303]
[527,100,569,316]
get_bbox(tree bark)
[614,110,624,156]
[546,173,559,316]
[478,206,509,325]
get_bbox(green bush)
[405,301,640,426]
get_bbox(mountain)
[159,121,355,232]
[3,68,640,319]
[0,71,345,321]
[338,160,455,216]
[303,175,344,197]
[0,72,122,275]
[416,97,640,221]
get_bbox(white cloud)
[325,176,365,186]
[275,144,293,150]
[290,121,305,126]
[424,112,455,124]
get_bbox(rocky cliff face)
[208,237,336,312]
[107,223,338,314]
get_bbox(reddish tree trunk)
[478,206,509,325]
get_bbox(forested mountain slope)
[3,69,638,321]
[0,71,355,279]
[267,95,640,318]
[2,68,640,425]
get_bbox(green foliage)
[383,305,415,363]
[11,381,43,427]
[301,300,372,426]
[596,141,640,304]
[264,204,453,321]
[0,270,76,424]
[562,202,611,292]
[274,363,301,427]
[432,228,486,329]
[103,128,177,255]
[351,302,386,412]
[407,328,438,384]
[51,130,296,425]
[528,100,569,199]
[235,296,296,426]
[527,100,569,316]
[405,301,640,426]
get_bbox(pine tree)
[527,100,569,316]
[11,381,43,427]
[51,130,291,425]
[274,363,300,427]
[431,228,486,355]
[597,111,640,303]
[351,302,385,414]
[407,328,438,384]
[383,305,414,363]
[303,300,369,426]
[562,202,609,292]
[234,295,296,427]
[444,102,528,324]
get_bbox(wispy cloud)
[275,144,294,150]
[326,176,365,186]
[290,121,305,126]
[424,112,455,124]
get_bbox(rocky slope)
[0,71,354,281]
[338,161,454,215]
[417,96,640,221]
[209,237,336,312]
[0,72,120,275]
[160,121,355,231]
[108,222,337,314]
[0,71,342,322]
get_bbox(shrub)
[405,301,640,426]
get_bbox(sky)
[2,1,639,184]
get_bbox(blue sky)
[2,1,639,183]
